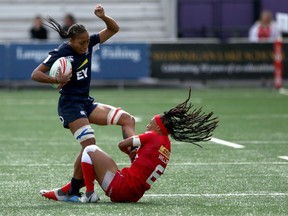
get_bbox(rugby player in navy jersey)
[31,4,136,202]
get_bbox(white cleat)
[79,191,100,203]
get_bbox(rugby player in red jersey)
[78,89,218,203]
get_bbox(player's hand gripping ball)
[49,57,72,88]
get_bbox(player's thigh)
[88,103,113,125]
[89,149,118,184]
[68,117,91,134]
[89,103,133,126]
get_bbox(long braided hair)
[161,88,218,147]
[42,16,87,39]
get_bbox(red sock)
[60,182,71,193]
[81,162,95,193]
[60,180,85,194]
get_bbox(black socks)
[68,177,84,196]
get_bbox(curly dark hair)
[161,88,218,147]
[42,16,87,39]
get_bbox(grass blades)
[0,88,287,216]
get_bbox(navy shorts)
[58,95,98,129]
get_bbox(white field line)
[210,137,245,149]
[144,193,288,198]
[278,156,288,161]
[237,140,287,144]
[1,161,287,167]
[134,116,142,123]
[218,114,288,119]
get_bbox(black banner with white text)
[150,43,288,80]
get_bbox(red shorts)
[105,170,144,203]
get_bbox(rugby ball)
[49,57,72,88]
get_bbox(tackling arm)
[118,136,141,162]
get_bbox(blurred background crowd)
[1,0,287,43]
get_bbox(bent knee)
[83,144,99,154]
[82,144,100,164]
[80,138,96,149]
[107,107,135,126]
[119,112,135,126]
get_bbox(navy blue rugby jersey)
[43,34,100,96]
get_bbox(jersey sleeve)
[138,131,155,146]
[42,49,62,68]
[89,34,100,47]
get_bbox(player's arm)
[118,135,141,162]
[31,63,58,84]
[31,63,71,85]
[118,136,140,154]
[94,4,119,44]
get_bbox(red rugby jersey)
[121,131,171,197]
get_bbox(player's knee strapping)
[82,145,99,164]
[74,125,95,143]
[107,107,126,125]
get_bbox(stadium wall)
[0,41,287,88]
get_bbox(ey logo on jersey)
[76,58,89,80]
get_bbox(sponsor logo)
[158,145,170,159]
[101,46,141,62]
[59,116,64,124]
[76,68,88,80]
[16,47,51,62]
[66,56,74,62]
[77,58,88,70]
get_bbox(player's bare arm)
[118,136,139,162]
[95,4,119,44]
[118,137,134,155]
[31,64,57,84]
[31,64,71,85]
